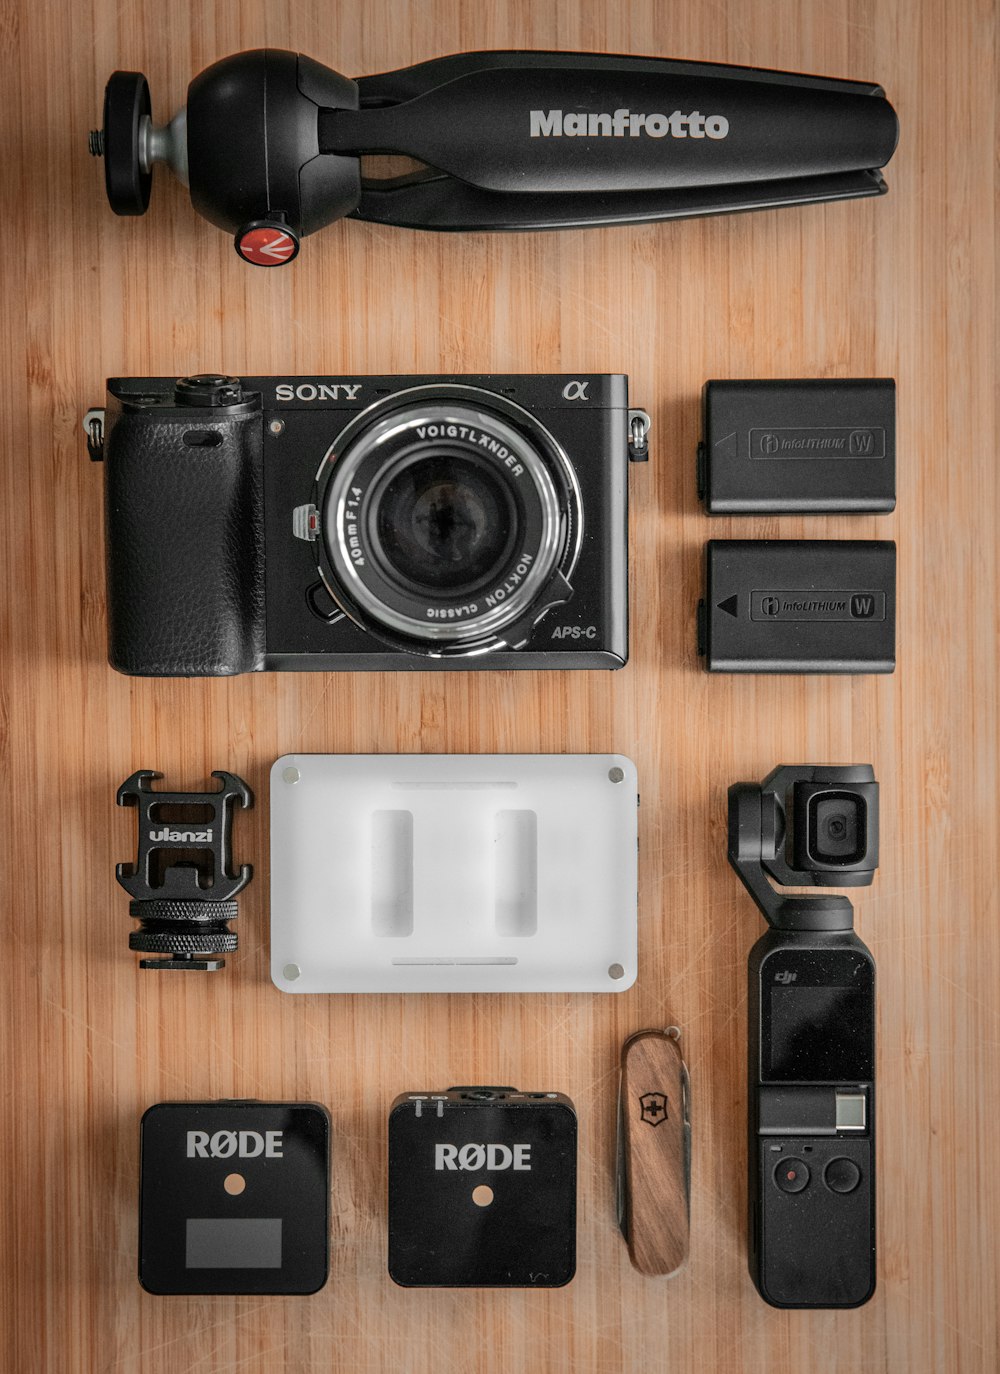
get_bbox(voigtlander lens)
[315,386,583,655]
[373,451,516,594]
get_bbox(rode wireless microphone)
[139,1101,330,1295]
[728,765,879,1308]
[90,50,898,264]
[388,1086,577,1287]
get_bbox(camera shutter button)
[175,374,244,407]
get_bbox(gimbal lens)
[808,792,866,864]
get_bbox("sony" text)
[275,383,362,402]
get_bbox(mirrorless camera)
[90,373,646,676]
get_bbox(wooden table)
[2,1,997,1369]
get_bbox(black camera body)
[97,373,641,676]
[729,765,879,1308]
[747,928,875,1307]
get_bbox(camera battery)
[699,378,895,513]
[699,540,896,673]
[139,1101,330,1295]
[388,1087,577,1287]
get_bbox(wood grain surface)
[1,0,998,1370]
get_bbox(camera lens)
[372,453,516,594]
[817,801,857,855]
[317,387,582,655]
[825,815,849,843]
[807,792,866,865]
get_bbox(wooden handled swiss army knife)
[617,1028,691,1277]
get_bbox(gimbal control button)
[235,221,300,266]
[824,1157,861,1193]
[773,1158,810,1193]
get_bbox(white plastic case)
[270,753,638,993]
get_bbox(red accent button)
[773,1157,810,1193]
[235,225,300,266]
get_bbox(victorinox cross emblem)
[639,1092,668,1127]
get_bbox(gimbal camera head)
[728,765,879,932]
[90,48,899,265]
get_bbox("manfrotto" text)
[529,108,730,139]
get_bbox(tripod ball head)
[91,51,361,262]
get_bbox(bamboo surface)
[1,0,997,1370]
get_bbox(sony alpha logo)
[530,108,729,139]
[274,382,362,401]
[434,1143,532,1171]
[187,1130,284,1158]
[149,827,213,843]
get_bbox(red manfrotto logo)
[237,227,299,266]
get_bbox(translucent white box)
[270,754,638,993]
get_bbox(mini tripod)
[91,48,898,264]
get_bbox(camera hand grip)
[103,399,264,675]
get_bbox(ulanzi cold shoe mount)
[90,49,899,265]
[116,770,253,970]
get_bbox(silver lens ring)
[318,389,581,649]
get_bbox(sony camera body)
[95,373,642,675]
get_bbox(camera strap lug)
[84,407,105,461]
[627,409,650,462]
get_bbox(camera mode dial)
[175,374,245,407]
